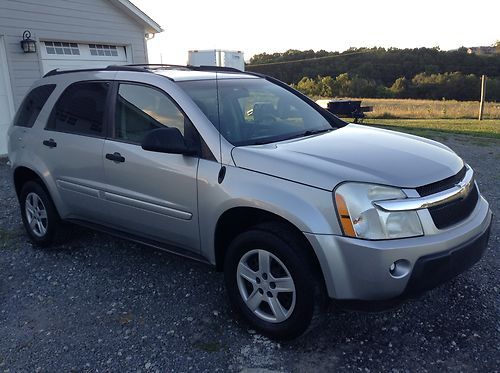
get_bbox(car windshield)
[177,78,339,146]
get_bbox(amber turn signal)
[335,194,356,237]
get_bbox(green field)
[357,98,500,120]
[363,118,500,139]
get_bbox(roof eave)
[109,0,163,33]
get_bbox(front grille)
[416,166,466,197]
[428,183,479,229]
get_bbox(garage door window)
[47,82,109,137]
[89,44,118,57]
[45,41,80,56]
[13,84,56,128]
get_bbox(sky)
[134,0,500,65]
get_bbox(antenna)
[214,71,225,182]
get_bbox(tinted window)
[14,84,56,127]
[179,79,336,146]
[114,83,186,144]
[48,81,109,136]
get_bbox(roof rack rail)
[42,65,150,78]
[189,65,243,73]
[125,63,190,69]
[125,63,243,73]
[42,63,246,79]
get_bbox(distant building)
[466,46,498,55]
[188,50,245,71]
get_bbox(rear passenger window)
[114,83,186,144]
[47,81,109,136]
[14,84,56,127]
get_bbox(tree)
[247,47,500,99]
[390,77,409,97]
[293,77,320,97]
[317,76,335,97]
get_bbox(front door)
[102,83,200,252]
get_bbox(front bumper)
[404,222,490,296]
[305,195,492,300]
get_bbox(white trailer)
[188,50,245,71]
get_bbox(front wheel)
[224,223,322,340]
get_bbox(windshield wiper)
[303,128,333,136]
[284,128,333,141]
[240,128,333,146]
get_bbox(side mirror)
[141,127,197,155]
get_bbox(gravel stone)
[0,134,498,372]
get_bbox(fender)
[9,130,70,219]
[197,160,341,264]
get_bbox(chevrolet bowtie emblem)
[456,177,473,199]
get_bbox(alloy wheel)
[236,249,296,323]
[25,192,48,238]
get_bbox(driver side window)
[114,83,185,144]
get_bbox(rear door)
[102,82,200,252]
[41,81,110,220]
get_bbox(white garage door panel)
[41,41,128,74]
[0,123,9,155]
[0,36,15,155]
[42,58,126,73]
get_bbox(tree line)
[246,47,500,101]
[290,72,500,101]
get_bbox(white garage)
[0,36,15,155]
[40,41,128,74]
[0,0,162,155]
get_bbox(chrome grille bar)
[373,165,474,212]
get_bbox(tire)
[19,180,61,247]
[224,222,324,340]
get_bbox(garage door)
[40,41,128,74]
[0,36,15,155]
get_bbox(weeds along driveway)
[0,134,498,372]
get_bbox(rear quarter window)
[13,84,56,127]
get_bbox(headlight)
[334,183,423,240]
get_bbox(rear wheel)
[224,223,323,340]
[19,181,61,246]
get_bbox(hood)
[231,124,464,191]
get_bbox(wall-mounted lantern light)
[20,30,37,53]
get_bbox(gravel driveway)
[0,133,499,372]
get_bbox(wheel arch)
[12,166,64,217]
[13,166,48,198]
[213,207,323,278]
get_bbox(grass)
[363,118,500,139]
[355,98,500,119]
[315,97,500,137]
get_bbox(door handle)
[42,139,57,148]
[105,152,125,163]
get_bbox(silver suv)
[7,65,492,339]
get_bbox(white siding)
[0,0,149,108]
[0,35,15,154]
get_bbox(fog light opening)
[389,259,411,279]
